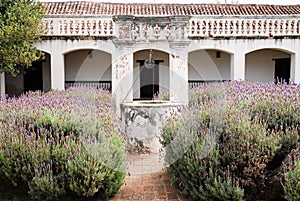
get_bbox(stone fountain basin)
[121,101,182,154]
[122,100,181,107]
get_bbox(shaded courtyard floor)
[105,153,188,201]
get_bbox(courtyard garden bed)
[161,81,300,201]
[0,88,126,200]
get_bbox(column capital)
[112,39,134,50]
[169,41,191,51]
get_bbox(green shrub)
[161,81,300,200]
[0,88,126,200]
[282,148,300,201]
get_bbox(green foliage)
[0,0,44,76]
[0,88,126,200]
[29,162,65,201]
[161,81,300,200]
[282,148,300,201]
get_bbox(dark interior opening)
[138,60,162,100]
[274,58,290,84]
[24,60,43,92]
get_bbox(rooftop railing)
[188,18,300,37]
[42,16,300,38]
[43,16,115,37]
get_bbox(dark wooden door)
[274,58,290,84]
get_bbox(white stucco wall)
[133,50,169,99]
[245,49,290,82]
[42,53,51,91]
[34,38,300,91]
[188,50,230,81]
[65,50,111,81]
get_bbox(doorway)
[274,58,290,83]
[24,60,43,92]
[138,60,161,100]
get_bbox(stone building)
[3,2,300,109]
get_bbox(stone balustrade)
[189,18,300,37]
[42,16,115,36]
[42,16,300,38]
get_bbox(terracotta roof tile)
[42,1,300,16]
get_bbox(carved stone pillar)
[169,41,190,105]
[112,41,134,116]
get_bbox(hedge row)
[161,81,300,201]
[0,88,126,200]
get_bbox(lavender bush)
[0,88,126,200]
[282,147,300,201]
[161,81,300,201]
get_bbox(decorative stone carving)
[153,24,161,39]
[164,24,172,39]
[119,25,130,39]
[142,23,149,39]
[132,24,140,39]
[175,24,184,39]
[113,16,191,42]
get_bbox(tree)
[0,0,44,76]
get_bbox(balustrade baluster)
[83,19,87,35]
[238,20,242,36]
[286,20,290,35]
[254,20,259,35]
[232,20,237,36]
[262,20,267,36]
[67,20,71,35]
[93,20,97,35]
[189,20,194,36]
[295,20,299,34]
[270,20,275,36]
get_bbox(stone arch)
[133,49,170,100]
[246,47,295,55]
[188,48,231,87]
[189,48,233,55]
[133,47,173,56]
[64,48,112,91]
[34,42,53,55]
[63,47,112,55]
[245,48,292,83]
[5,50,51,97]
[188,41,235,55]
